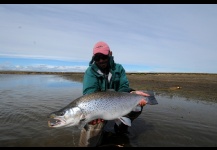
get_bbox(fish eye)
[59,111,65,116]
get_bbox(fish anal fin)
[119,117,132,126]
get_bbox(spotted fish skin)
[47,91,146,129]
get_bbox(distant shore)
[1,71,217,103]
[1,70,216,75]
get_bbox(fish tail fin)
[142,90,158,105]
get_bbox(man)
[78,41,149,147]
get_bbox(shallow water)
[0,74,216,147]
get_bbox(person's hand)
[130,90,150,97]
[138,99,147,106]
[88,118,104,125]
[130,91,150,106]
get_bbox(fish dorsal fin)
[118,117,132,126]
[106,89,115,92]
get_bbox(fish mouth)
[48,118,65,127]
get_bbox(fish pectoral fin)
[78,119,87,130]
[80,114,85,120]
[119,117,132,126]
[77,112,87,130]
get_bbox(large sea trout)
[47,91,157,129]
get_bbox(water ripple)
[0,74,217,147]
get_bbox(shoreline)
[0,70,216,75]
[1,71,217,103]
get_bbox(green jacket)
[83,56,133,95]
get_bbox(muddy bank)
[60,73,217,103]
[128,73,217,102]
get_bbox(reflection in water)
[0,74,217,147]
[0,74,82,147]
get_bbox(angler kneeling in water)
[79,41,150,147]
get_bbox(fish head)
[47,107,84,128]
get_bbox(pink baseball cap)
[93,41,110,55]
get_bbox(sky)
[0,4,217,73]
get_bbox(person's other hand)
[130,91,149,106]
[88,118,104,125]
[130,90,150,97]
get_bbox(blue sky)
[0,4,217,73]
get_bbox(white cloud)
[0,63,88,72]
[0,4,217,73]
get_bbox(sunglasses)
[93,54,109,62]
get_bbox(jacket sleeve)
[83,68,100,95]
[117,65,134,93]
